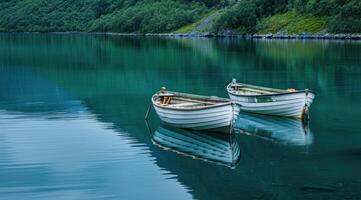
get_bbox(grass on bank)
[175,10,217,33]
[257,12,327,34]
[175,21,199,33]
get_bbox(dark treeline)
[0,0,360,33]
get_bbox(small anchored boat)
[152,125,241,168]
[151,87,239,130]
[227,79,315,119]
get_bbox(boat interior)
[154,93,222,108]
[229,84,290,96]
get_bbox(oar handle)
[145,103,152,120]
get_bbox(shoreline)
[2,31,361,40]
[252,33,361,40]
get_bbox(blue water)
[0,33,360,199]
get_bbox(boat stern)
[301,89,316,120]
[305,90,316,107]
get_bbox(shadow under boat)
[151,125,241,169]
[234,112,314,146]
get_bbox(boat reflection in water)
[235,112,313,146]
[152,125,241,168]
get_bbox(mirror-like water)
[0,33,360,199]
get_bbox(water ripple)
[0,108,192,200]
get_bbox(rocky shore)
[5,31,361,40]
[107,32,361,40]
[252,33,361,40]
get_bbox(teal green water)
[0,33,360,199]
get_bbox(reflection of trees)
[254,40,361,95]
[1,34,361,199]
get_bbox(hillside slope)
[257,12,327,34]
[0,0,360,34]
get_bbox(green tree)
[213,0,257,33]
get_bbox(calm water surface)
[0,34,360,200]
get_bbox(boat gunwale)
[152,91,234,111]
[226,83,316,98]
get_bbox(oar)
[144,103,152,120]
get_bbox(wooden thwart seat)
[174,97,217,105]
[161,96,173,105]
[158,92,218,107]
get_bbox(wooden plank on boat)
[175,97,218,105]
[234,87,275,94]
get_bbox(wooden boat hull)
[152,126,241,168]
[152,91,239,130]
[153,104,239,130]
[227,83,315,118]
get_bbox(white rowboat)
[227,79,315,119]
[152,88,239,130]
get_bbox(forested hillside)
[0,0,360,34]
